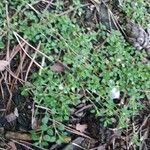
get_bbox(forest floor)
[0,0,150,150]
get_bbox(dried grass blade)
[25,43,40,81]
[13,32,52,61]
[13,32,42,68]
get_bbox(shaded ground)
[0,0,150,150]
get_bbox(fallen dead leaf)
[63,137,85,150]
[50,61,69,73]
[7,141,17,150]
[5,131,32,141]
[5,108,19,123]
[5,113,17,123]
[76,123,87,133]
[0,60,9,71]
[32,117,40,130]
[97,144,106,150]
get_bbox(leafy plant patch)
[22,18,150,146]
[0,0,150,149]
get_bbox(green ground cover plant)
[0,0,150,149]
[23,23,150,146]
[121,0,147,25]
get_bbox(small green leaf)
[49,136,56,142]
[57,124,65,131]
[56,139,62,144]
[47,128,54,135]
[41,124,48,131]
[43,135,51,142]
[42,116,49,124]
[41,141,49,146]
[0,41,4,49]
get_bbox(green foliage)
[99,31,149,127]
[24,27,149,146]
[120,0,147,24]
[1,0,150,148]
[0,40,5,49]
[30,114,67,147]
